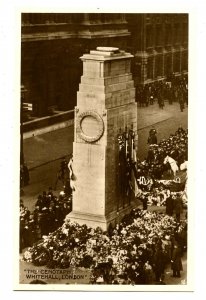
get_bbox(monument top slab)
[96,47,119,53]
[80,47,133,61]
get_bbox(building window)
[22,13,31,25]
[174,23,180,44]
[146,25,153,48]
[44,13,55,24]
[165,55,172,77]
[183,22,188,44]
[174,52,180,72]
[182,52,188,71]
[146,14,151,24]
[134,63,141,81]
[155,24,162,47]
[147,57,153,79]
[28,13,38,24]
[100,14,107,23]
[155,55,163,77]
[89,13,99,23]
[165,24,172,46]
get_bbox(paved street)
[137,102,188,161]
[23,101,188,170]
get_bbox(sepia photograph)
[17,11,190,290]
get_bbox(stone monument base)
[68,199,138,231]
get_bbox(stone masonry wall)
[71,48,137,228]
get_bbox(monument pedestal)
[68,204,138,231]
[68,47,138,230]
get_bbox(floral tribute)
[138,188,186,207]
[23,209,186,284]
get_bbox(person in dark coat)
[179,89,185,112]
[142,195,148,210]
[26,214,38,246]
[158,92,164,109]
[165,195,174,216]
[20,165,24,188]
[47,186,54,197]
[148,129,157,145]
[147,146,155,163]
[47,206,56,233]
[171,242,183,277]
[35,195,44,210]
[38,208,50,236]
[20,216,26,252]
[174,195,183,222]
[23,163,30,185]
[153,243,167,282]
[64,178,73,197]
[41,191,51,208]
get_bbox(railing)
[23,109,74,133]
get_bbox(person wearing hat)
[179,90,185,112]
[20,164,24,189]
[60,157,68,176]
[54,157,68,190]
[148,129,157,145]
[173,194,183,222]
[64,178,73,197]
[23,162,30,186]
[171,241,183,277]
[39,207,50,236]
[147,145,155,163]
[141,194,148,210]
[41,191,51,208]
[165,194,174,216]
[35,195,43,210]
[153,241,167,283]
[47,186,54,197]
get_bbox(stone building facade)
[126,13,188,87]
[21,13,188,118]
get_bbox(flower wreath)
[77,110,104,143]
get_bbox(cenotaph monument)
[68,47,138,230]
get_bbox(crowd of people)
[21,125,188,284]
[130,126,188,222]
[134,126,188,181]
[23,208,187,284]
[20,154,76,253]
[136,74,188,112]
[20,188,72,252]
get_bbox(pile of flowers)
[138,188,185,207]
[23,209,186,284]
[138,188,168,207]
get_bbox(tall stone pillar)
[68,47,138,230]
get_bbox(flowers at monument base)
[22,209,186,284]
[138,186,186,207]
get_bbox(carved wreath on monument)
[77,110,104,143]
